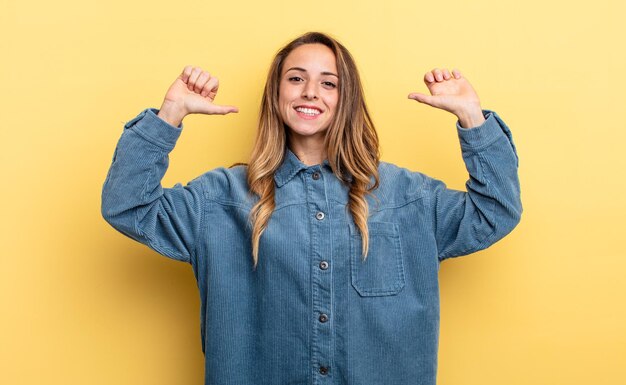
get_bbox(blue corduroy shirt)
[102,107,522,385]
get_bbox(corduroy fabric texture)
[102,107,522,385]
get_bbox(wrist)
[456,106,485,129]
[157,100,186,127]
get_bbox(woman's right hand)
[157,66,239,127]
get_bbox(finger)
[408,92,435,106]
[212,104,239,115]
[452,69,462,79]
[202,77,219,98]
[433,68,443,82]
[181,65,193,83]
[188,67,204,91]
[424,72,435,83]
[195,71,211,94]
[442,68,451,80]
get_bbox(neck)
[288,135,326,166]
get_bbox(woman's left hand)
[408,68,485,128]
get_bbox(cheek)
[279,88,297,110]
[327,95,339,114]
[278,104,289,122]
[277,94,289,116]
[329,90,339,107]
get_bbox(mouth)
[294,105,323,118]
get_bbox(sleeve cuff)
[123,108,184,150]
[456,109,508,151]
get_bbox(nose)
[302,81,318,100]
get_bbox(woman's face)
[278,43,339,143]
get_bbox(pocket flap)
[350,222,405,297]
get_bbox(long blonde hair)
[247,32,380,269]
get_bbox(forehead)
[282,43,337,74]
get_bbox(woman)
[102,32,521,385]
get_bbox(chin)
[289,124,328,137]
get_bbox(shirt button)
[319,261,329,270]
[319,366,329,375]
[312,172,321,180]
[319,313,329,323]
[316,212,325,220]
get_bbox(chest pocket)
[350,221,405,297]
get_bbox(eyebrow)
[285,67,339,78]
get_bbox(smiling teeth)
[296,107,321,115]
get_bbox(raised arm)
[101,66,238,262]
[409,68,522,260]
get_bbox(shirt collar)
[274,148,332,188]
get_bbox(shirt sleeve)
[101,108,204,264]
[430,109,522,261]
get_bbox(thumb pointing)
[213,105,239,115]
[408,93,434,106]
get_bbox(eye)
[322,81,337,89]
[288,76,303,82]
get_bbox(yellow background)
[1,0,624,384]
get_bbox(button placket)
[305,168,333,383]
